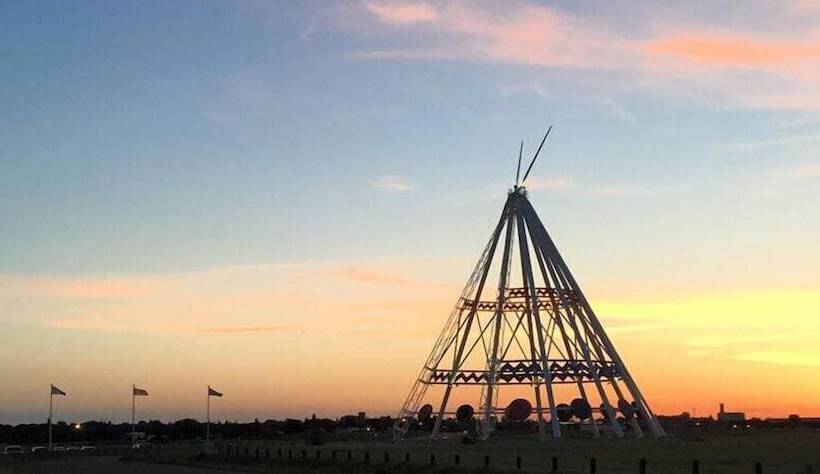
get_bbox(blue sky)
[3,0,818,277]
[1,1,819,423]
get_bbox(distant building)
[717,403,745,423]
[762,416,820,427]
[127,431,148,441]
[338,413,367,432]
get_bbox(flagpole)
[48,387,53,452]
[131,384,136,448]
[206,387,210,443]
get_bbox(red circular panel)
[505,398,533,421]
[618,399,635,419]
[418,404,433,422]
[456,404,475,421]
[570,398,592,420]
[556,403,573,422]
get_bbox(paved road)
[0,456,240,474]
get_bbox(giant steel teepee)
[394,127,666,440]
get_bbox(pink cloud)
[331,268,419,287]
[789,163,820,178]
[0,275,174,300]
[1,258,463,336]
[346,1,820,110]
[645,34,820,67]
[363,1,437,24]
[357,2,632,69]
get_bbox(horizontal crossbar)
[423,359,620,385]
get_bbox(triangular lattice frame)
[394,186,666,440]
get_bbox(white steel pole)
[480,211,515,439]
[431,200,510,439]
[48,388,53,451]
[131,385,136,448]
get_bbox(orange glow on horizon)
[1,259,818,423]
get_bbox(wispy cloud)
[0,274,176,300]
[354,1,631,69]
[599,316,674,335]
[525,176,577,192]
[340,1,820,110]
[732,351,820,368]
[645,34,820,67]
[725,133,820,150]
[331,268,417,287]
[199,325,304,334]
[591,184,655,198]
[1,258,461,335]
[372,174,412,192]
[50,316,145,333]
[499,83,637,124]
[687,334,799,349]
[787,163,820,178]
[363,1,437,24]
[49,317,306,335]
[499,175,658,198]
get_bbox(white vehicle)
[30,446,48,454]
[3,445,23,455]
[52,445,66,452]
[66,446,82,452]
[133,442,155,450]
[80,446,96,452]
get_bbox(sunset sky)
[1,1,819,425]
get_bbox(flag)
[133,387,149,396]
[208,386,223,397]
[51,385,66,396]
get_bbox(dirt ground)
[0,455,240,474]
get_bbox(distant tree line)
[0,414,541,445]
[4,412,816,445]
[0,414,396,445]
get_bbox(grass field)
[2,430,819,473]
[143,429,820,473]
[300,430,820,473]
